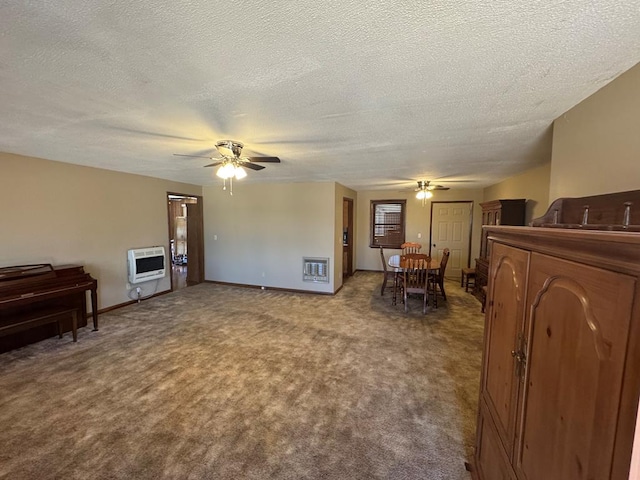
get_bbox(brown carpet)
[0,271,484,480]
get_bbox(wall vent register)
[303,257,329,283]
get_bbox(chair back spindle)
[399,253,431,314]
[400,242,422,255]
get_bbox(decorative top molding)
[531,190,640,231]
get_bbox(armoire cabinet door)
[476,404,515,480]
[515,252,635,480]
[480,242,530,461]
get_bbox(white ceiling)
[2,1,639,191]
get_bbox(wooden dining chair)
[400,242,422,254]
[428,248,451,308]
[379,247,397,296]
[399,253,431,314]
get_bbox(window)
[370,200,406,248]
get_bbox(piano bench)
[0,307,79,343]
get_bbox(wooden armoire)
[472,190,640,480]
[475,199,526,293]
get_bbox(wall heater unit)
[127,246,166,284]
[302,257,329,283]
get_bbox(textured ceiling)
[2,1,639,190]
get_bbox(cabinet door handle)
[511,350,526,377]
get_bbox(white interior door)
[429,202,472,280]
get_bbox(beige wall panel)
[550,62,640,200]
[483,162,551,224]
[355,188,484,272]
[203,181,335,293]
[1,152,202,310]
[549,63,640,464]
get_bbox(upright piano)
[0,264,98,353]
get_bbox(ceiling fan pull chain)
[230,177,233,195]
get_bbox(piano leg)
[71,310,78,342]
[90,286,99,331]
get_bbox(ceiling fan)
[174,140,280,194]
[415,180,449,204]
[415,180,450,193]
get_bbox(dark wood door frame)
[186,202,204,285]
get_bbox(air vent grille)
[303,257,329,283]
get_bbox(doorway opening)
[342,197,354,279]
[167,193,204,291]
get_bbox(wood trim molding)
[486,226,640,276]
[95,289,171,315]
[204,280,335,296]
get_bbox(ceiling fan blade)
[246,156,280,163]
[431,185,450,190]
[174,153,216,159]
[109,127,205,142]
[242,162,266,171]
[203,161,223,168]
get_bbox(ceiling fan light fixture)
[415,180,435,206]
[176,139,281,195]
[216,162,236,179]
[416,190,433,200]
[234,165,247,179]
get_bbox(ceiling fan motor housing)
[216,140,244,157]
[415,180,449,191]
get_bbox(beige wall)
[483,162,552,224]
[9,62,638,305]
[2,152,202,310]
[550,62,640,199]
[355,188,484,272]
[547,62,640,473]
[202,181,336,293]
[334,183,357,290]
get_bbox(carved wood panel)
[482,242,530,461]
[476,403,515,480]
[515,253,635,480]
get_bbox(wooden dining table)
[387,254,438,306]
